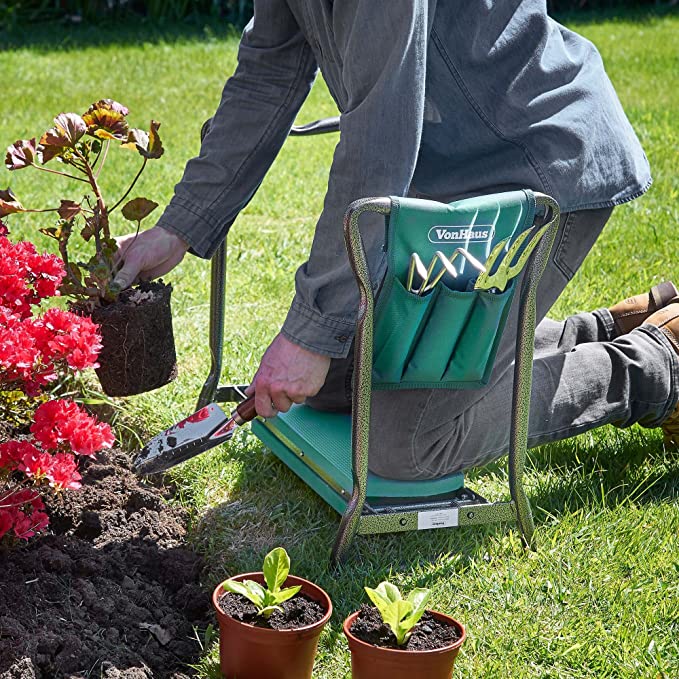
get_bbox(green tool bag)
[373,189,538,390]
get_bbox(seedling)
[364,581,431,645]
[222,547,301,618]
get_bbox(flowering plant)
[3,99,163,305]
[0,225,114,543]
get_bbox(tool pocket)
[372,277,437,385]
[441,283,515,384]
[373,277,516,389]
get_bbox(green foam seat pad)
[251,404,465,498]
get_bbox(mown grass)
[2,9,678,678]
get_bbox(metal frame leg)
[332,198,391,564]
[507,193,560,546]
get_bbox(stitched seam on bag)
[430,28,553,198]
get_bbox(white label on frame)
[417,508,459,530]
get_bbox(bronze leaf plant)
[3,99,163,306]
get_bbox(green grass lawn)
[2,9,679,678]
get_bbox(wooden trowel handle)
[233,395,258,425]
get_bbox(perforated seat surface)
[251,404,464,498]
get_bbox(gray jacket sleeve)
[281,0,434,357]
[156,1,317,258]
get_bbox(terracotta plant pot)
[343,610,466,679]
[89,281,177,397]
[212,572,332,679]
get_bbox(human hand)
[113,226,190,290]
[245,333,331,418]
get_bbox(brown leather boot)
[643,303,679,447]
[609,280,679,337]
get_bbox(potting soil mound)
[218,591,326,630]
[350,605,461,651]
[0,449,210,679]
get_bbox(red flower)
[31,399,114,456]
[18,444,54,480]
[47,453,81,491]
[0,441,36,471]
[12,508,49,540]
[31,308,101,371]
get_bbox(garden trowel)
[134,396,257,475]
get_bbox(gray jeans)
[307,207,679,479]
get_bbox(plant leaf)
[222,578,266,610]
[122,120,163,159]
[58,199,82,221]
[271,584,301,606]
[40,113,87,159]
[83,100,130,141]
[365,586,394,619]
[39,219,71,242]
[0,188,25,217]
[406,588,431,617]
[393,599,415,645]
[121,197,158,223]
[263,547,291,593]
[5,138,37,170]
[376,581,402,604]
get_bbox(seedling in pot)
[364,581,431,645]
[222,547,301,618]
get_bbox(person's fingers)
[254,382,277,419]
[113,234,136,267]
[269,382,293,413]
[113,256,142,290]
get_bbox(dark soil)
[217,591,326,630]
[90,280,177,397]
[350,605,461,651]
[0,448,210,679]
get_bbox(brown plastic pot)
[212,572,332,679]
[89,281,177,397]
[343,609,466,679]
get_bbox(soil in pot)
[0,448,210,678]
[217,591,326,630]
[89,280,177,397]
[350,604,461,651]
[213,574,332,679]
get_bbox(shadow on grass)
[0,16,239,53]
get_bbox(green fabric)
[373,190,536,389]
[252,405,465,498]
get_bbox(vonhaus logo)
[428,225,494,244]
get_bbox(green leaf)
[365,581,431,646]
[271,585,301,606]
[222,578,266,610]
[263,547,291,593]
[121,197,158,223]
[376,581,402,604]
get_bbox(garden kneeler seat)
[199,189,560,564]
